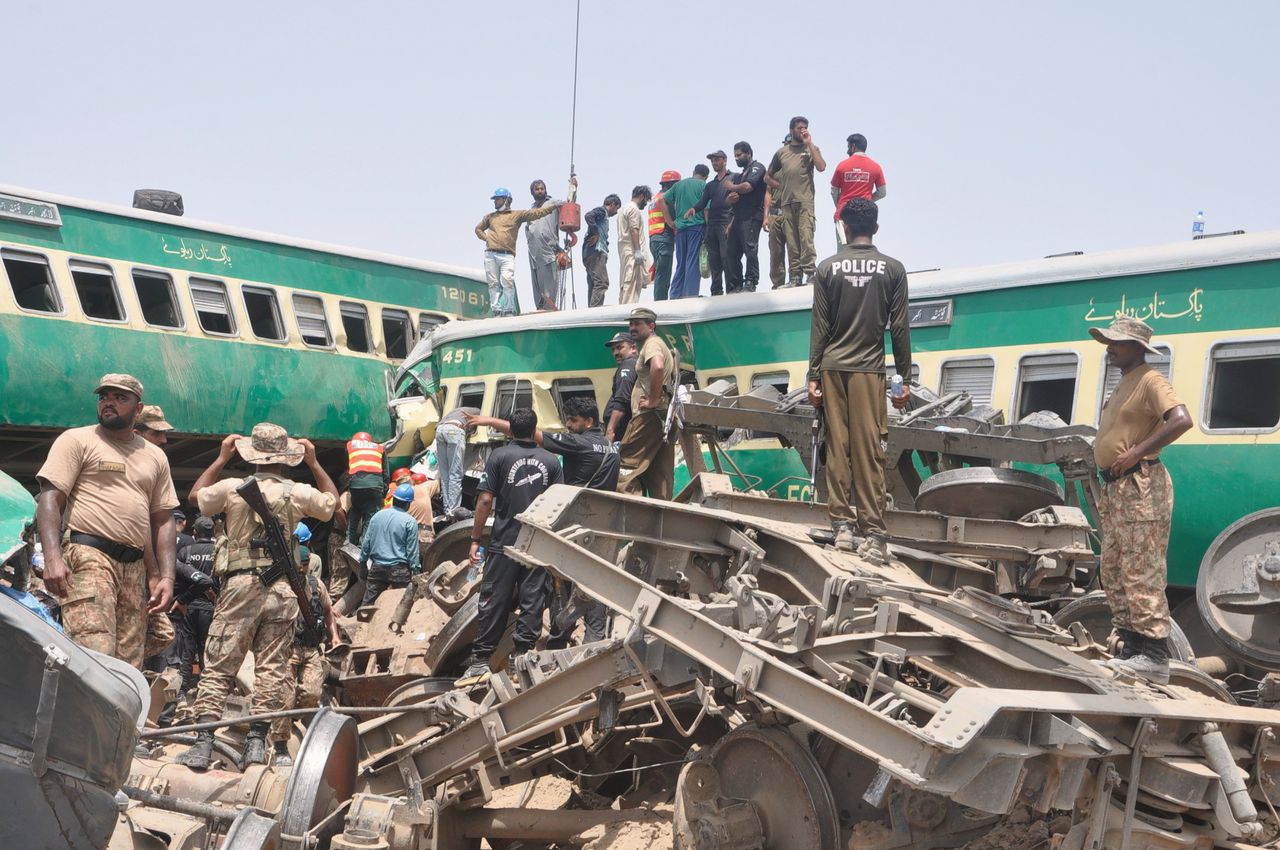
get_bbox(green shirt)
[664,177,707,230]
[768,143,816,207]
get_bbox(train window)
[2,249,62,313]
[418,312,447,339]
[1099,345,1172,412]
[190,278,237,336]
[382,309,412,359]
[132,269,182,328]
[457,382,485,411]
[69,260,125,321]
[292,294,332,348]
[493,378,533,419]
[242,286,286,342]
[340,302,371,353]
[704,375,739,395]
[940,357,995,406]
[1015,352,1078,422]
[751,371,790,395]
[1205,340,1280,431]
[552,378,598,419]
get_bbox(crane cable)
[560,0,582,310]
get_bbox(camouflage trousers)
[60,542,147,668]
[328,531,353,601]
[192,574,298,726]
[1099,462,1173,640]
[145,611,175,662]
[271,643,327,740]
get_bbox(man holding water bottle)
[808,198,912,565]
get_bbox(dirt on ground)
[579,806,673,850]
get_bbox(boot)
[244,722,269,766]
[833,522,858,553]
[856,534,890,567]
[1113,635,1170,685]
[175,730,215,771]
[273,740,294,768]
[1104,629,1142,668]
[454,658,492,688]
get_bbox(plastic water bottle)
[1192,210,1205,238]
[467,546,483,583]
[890,374,905,400]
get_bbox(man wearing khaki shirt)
[36,373,179,668]
[617,186,654,305]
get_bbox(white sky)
[5,1,1278,312]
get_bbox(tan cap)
[95,373,143,398]
[235,422,305,466]
[1089,316,1161,355]
[136,404,174,431]
[628,307,657,323]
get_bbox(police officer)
[1091,317,1192,683]
[176,423,337,770]
[456,409,563,685]
[167,517,218,723]
[808,199,911,565]
[359,482,422,606]
[603,332,637,445]
[270,543,341,766]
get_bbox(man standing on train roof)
[475,187,564,317]
[603,332,638,445]
[724,141,768,293]
[176,422,337,770]
[583,194,621,308]
[359,482,423,607]
[346,431,385,546]
[653,165,709,299]
[617,185,654,305]
[526,178,575,312]
[649,170,680,301]
[1090,317,1192,685]
[808,199,911,566]
[456,408,563,686]
[618,308,678,500]
[36,373,179,669]
[766,116,827,286]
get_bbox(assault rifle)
[236,477,322,647]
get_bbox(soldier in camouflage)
[1090,317,1192,684]
[176,423,338,770]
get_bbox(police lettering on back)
[833,257,887,287]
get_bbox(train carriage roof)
[404,229,1280,371]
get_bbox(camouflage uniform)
[59,543,148,667]
[144,610,176,660]
[1098,463,1174,640]
[192,573,298,722]
[271,645,327,741]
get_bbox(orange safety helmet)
[352,431,372,442]
[660,170,681,183]
[410,472,428,484]
[391,467,411,482]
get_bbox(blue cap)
[393,482,416,504]
[491,187,512,200]
[294,521,312,544]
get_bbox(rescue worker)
[36,374,179,668]
[526,178,573,311]
[383,467,413,507]
[359,482,422,607]
[270,543,341,766]
[463,398,618,646]
[618,308,677,500]
[457,409,563,685]
[346,431,385,545]
[476,188,564,316]
[808,199,911,564]
[1090,317,1192,684]
[603,332,638,445]
[436,405,482,520]
[176,423,338,770]
[407,472,438,563]
[649,170,680,301]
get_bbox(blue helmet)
[294,521,312,544]
[491,187,512,200]
[393,482,416,504]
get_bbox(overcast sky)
[5,1,1278,311]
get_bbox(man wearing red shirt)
[830,134,885,243]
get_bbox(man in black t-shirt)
[603,332,637,444]
[724,141,768,293]
[456,409,563,685]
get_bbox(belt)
[68,532,143,563]
[224,568,263,580]
[1100,458,1161,484]
[487,249,514,255]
